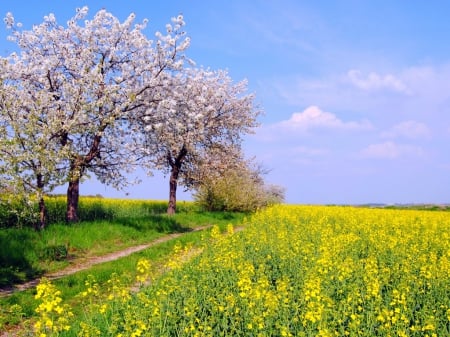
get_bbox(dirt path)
[1,225,246,337]
[0,225,212,298]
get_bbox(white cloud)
[360,141,424,159]
[277,105,372,132]
[381,120,431,139]
[267,67,420,113]
[347,69,411,94]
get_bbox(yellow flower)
[33,278,73,335]
[136,258,151,283]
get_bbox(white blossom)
[140,67,261,213]
[0,6,191,221]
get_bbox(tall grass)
[46,196,197,223]
[0,195,245,333]
[0,195,198,228]
[0,218,243,332]
[0,197,243,288]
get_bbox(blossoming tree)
[1,7,190,222]
[0,67,69,229]
[141,68,261,214]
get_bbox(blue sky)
[1,1,450,204]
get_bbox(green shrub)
[40,244,69,261]
[194,167,285,212]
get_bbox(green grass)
[0,197,245,287]
[0,198,246,332]
[0,217,171,286]
[1,229,199,303]
[0,196,198,228]
[0,224,240,332]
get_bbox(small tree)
[194,160,285,212]
[3,8,190,222]
[141,68,261,214]
[264,184,286,205]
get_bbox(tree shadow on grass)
[113,214,191,234]
[0,230,43,288]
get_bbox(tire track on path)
[0,225,212,298]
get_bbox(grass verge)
[0,214,245,333]
[0,198,245,287]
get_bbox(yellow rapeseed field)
[33,205,450,336]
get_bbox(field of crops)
[32,205,450,336]
[0,195,198,228]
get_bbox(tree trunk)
[35,174,47,230]
[66,176,80,223]
[36,196,47,231]
[167,165,179,215]
[65,134,101,223]
[167,146,187,215]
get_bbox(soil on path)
[0,225,212,298]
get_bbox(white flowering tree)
[1,8,190,222]
[0,68,69,229]
[142,68,261,214]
